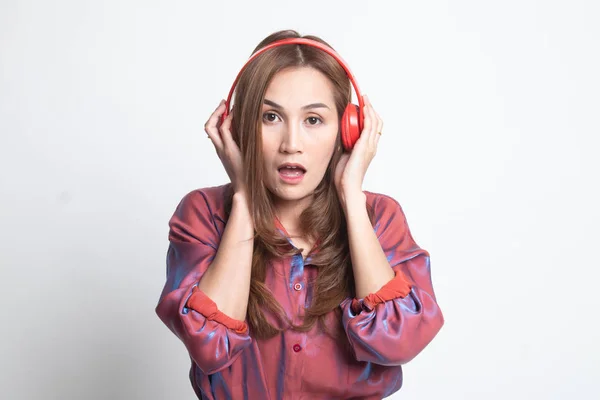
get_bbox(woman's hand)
[204,100,247,197]
[334,95,383,208]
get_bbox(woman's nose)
[280,122,302,153]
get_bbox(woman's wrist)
[342,191,367,217]
[232,190,254,227]
[233,189,249,203]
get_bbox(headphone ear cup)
[341,103,361,151]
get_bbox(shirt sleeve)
[339,194,444,366]
[155,189,252,375]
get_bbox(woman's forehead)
[264,67,336,109]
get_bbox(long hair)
[224,29,375,339]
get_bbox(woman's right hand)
[204,100,247,197]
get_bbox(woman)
[156,29,444,400]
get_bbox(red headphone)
[222,37,365,151]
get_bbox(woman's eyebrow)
[264,99,331,111]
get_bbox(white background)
[1,0,599,399]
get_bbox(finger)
[369,100,382,147]
[205,100,226,148]
[371,106,383,146]
[204,100,226,135]
[375,114,383,145]
[219,111,235,148]
[375,123,382,147]
[363,95,378,146]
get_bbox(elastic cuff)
[350,298,367,315]
[186,286,249,334]
[353,269,412,313]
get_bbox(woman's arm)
[196,191,254,320]
[155,188,254,374]
[343,192,395,298]
[340,193,444,366]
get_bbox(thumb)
[335,153,349,182]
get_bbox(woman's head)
[224,30,373,340]
[231,30,351,210]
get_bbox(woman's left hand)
[335,95,383,208]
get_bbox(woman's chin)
[268,185,313,203]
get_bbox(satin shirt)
[155,184,444,399]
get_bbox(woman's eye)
[263,112,280,123]
[306,116,322,125]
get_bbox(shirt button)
[294,282,302,291]
[293,344,302,352]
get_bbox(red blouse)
[156,184,444,399]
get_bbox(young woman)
[156,29,444,400]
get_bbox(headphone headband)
[222,37,364,127]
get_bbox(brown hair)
[224,29,375,339]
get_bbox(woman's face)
[261,66,339,206]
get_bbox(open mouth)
[278,164,306,183]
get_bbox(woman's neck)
[273,196,312,237]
